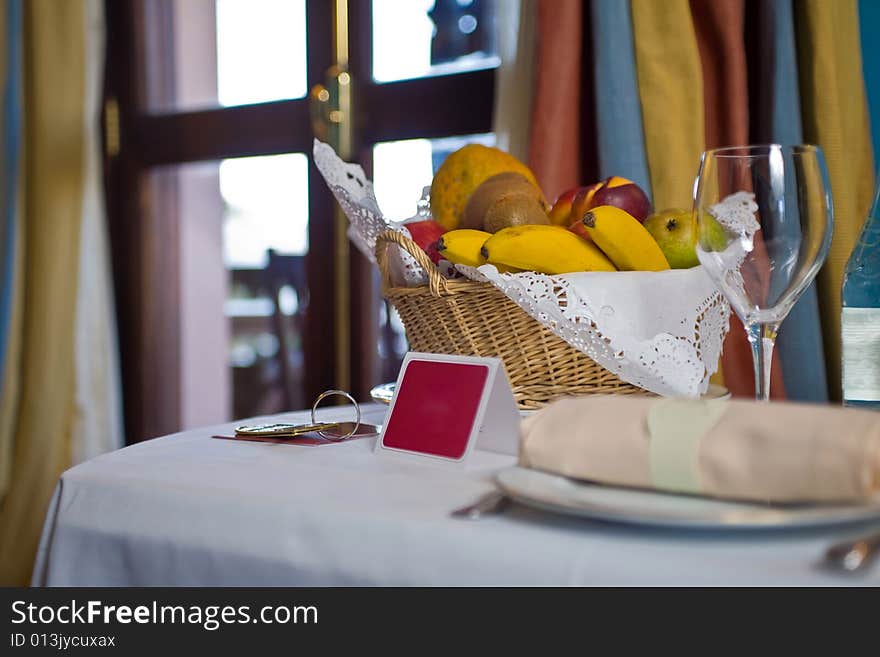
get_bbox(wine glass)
[693,144,833,401]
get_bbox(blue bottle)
[842,176,880,408]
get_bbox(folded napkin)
[519,396,880,503]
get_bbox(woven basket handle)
[375,229,449,297]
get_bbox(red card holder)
[377,352,520,462]
[380,360,488,459]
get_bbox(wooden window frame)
[103,0,495,443]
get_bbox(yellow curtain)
[0,0,87,585]
[629,0,729,384]
[630,0,705,211]
[796,0,875,400]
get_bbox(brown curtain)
[691,0,786,398]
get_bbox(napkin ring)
[311,389,361,441]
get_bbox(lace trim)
[464,266,730,397]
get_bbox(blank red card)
[380,359,489,459]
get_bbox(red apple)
[569,183,602,224]
[588,176,652,222]
[604,175,634,188]
[567,216,593,242]
[548,188,578,226]
[404,219,447,265]
[548,188,580,226]
[549,183,602,226]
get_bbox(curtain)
[751,0,827,402]
[527,0,586,201]
[0,0,122,586]
[630,0,704,211]
[860,0,880,169]
[0,0,22,503]
[589,0,651,197]
[492,0,537,162]
[797,0,874,401]
[690,0,787,399]
[520,0,874,402]
[72,0,124,464]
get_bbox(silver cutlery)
[824,529,880,573]
[450,490,510,520]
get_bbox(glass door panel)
[149,153,309,428]
[144,0,308,113]
[221,153,309,265]
[223,153,310,419]
[217,0,308,107]
[371,0,498,83]
[372,133,495,218]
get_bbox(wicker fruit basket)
[375,229,644,409]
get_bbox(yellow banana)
[437,229,492,267]
[481,225,616,274]
[581,205,670,271]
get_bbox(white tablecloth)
[32,404,880,586]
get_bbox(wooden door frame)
[103,0,338,443]
[103,0,495,443]
[104,0,183,443]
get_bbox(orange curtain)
[527,0,584,200]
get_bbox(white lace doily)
[461,265,729,397]
[314,140,730,397]
[701,191,761,314]
[708,191,760,237]
[314,138,428,286]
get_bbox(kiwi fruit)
[462,172,549,232]
[483,193,550,233]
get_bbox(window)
[372,0,498,83]
[105,0,497,441]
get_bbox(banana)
[481,225,616,274]
[581,205,670,271]
[437,229,492,267]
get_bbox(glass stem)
[746,322,779,401]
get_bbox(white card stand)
[375,352,521,465]
[473,361,522,456]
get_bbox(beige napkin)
[519,396,880,503]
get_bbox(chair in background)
[262,249,309,410]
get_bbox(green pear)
[644,209,697,269]
[644,208,728,269]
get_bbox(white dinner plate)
[495,466,880,530]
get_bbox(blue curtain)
[590,0,652,200]
[859,0,880,167]
[754,0,828,401]
[0,0,22,391]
